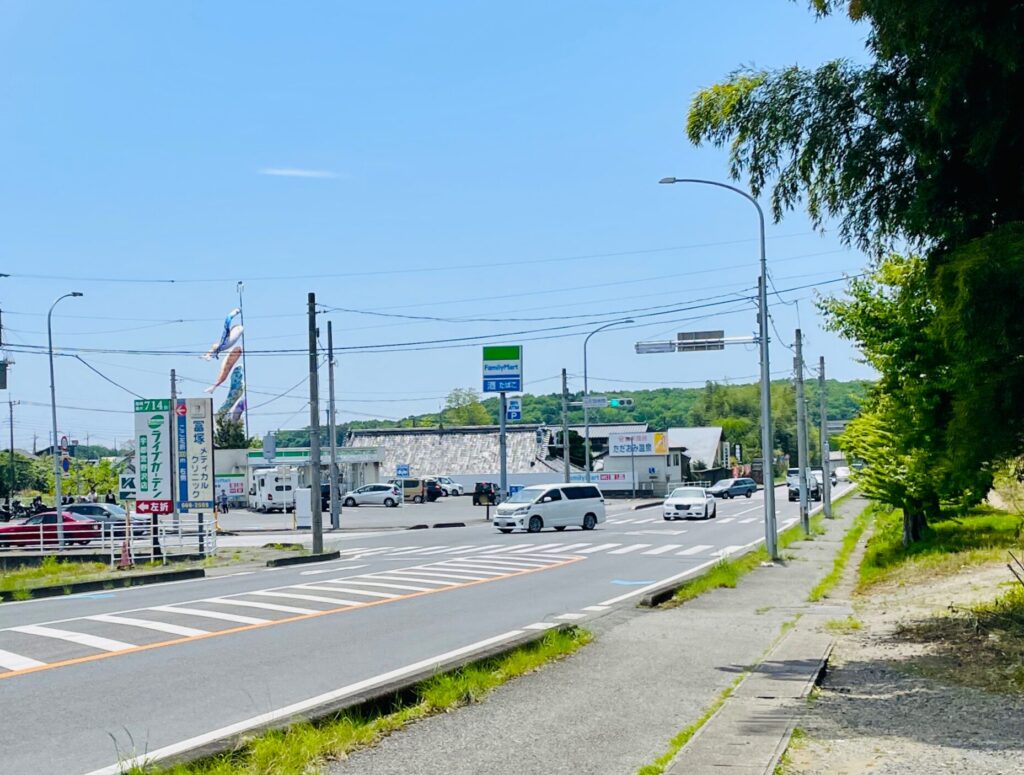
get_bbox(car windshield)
[669,487,704,499]
[713,480,734,487]
[104,504,127,517]
[505,489,539,504]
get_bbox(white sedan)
[342,484,402,508]
[663,486,717,520]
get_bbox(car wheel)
[663,515,670,521]
[704,506,709,520]
[723,492,731,499]
[745,491,752,498]
[413,495,423,504]
[383,497,396,508]
[711,504,717,519]
[344,498,357,507]
[554,526,566,531]
[527,515,543,533]
[583,513,597,530]
[498,528,512,534]
[441,489,449,497]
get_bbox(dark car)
[424,480,444,503]
[65,503,148,537]
[0,512,101,547]
[473,482,501,506]
[708,477,758,499]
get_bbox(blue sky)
[0,1,872,449]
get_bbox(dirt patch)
[787,540,1024,774]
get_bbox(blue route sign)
[396,464,410,477]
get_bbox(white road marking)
[715,545,745,557]
[305,584,398,599]
[581,605,609,612]
[83,630,529,775]
[716,517,735,524]
[338,579,434,593]
[632,518,658,524]
[523,622,556,630]
[677,544,714,555]
[608,544,650,555]
[414,545,475,556]
[10,625,134,653]
[599,559,719,606]
[248,591,363,606]
[86,614,208,638]
[300,564,368,575]
[643,545,683,555]
[738,517,759,524]
[539,542,591,553]
[0,648,46,671]
[505,544,561,553]
[554,613,586,620]
[611,518,637,524]
[380,570,475,584]
[448,544,504,554]
[207,598,318,615]
[734,505,761,516]
[151,605,269,625]
[448,558,546,569]
[578,543,620,554]
[387,546,451,556]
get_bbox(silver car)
[342,483,401,508]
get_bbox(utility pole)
[794,329,810,535]
[327,321,340,529]
[561,369,570,483]
[498,391,508,500]
[307,292,323,554]
[819,356,833,518]
[8,400,16,511]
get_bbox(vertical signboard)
[177,397,215,512]
[134,398,172,515]
[482,345,523,393]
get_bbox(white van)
[492,483,605,534]
[249,468,299,513]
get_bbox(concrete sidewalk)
[327,496,867,775]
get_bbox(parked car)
[472,481,501,506]
[707,477,758,499]
[431,476,465,497]
[492,484,605,533]
[65,503,148,537]
[424,479,444,502]
[662,487,717,520]
[0,512,101,547]
[786,467,821,502]
[387,478,426,503]
[342,483,401,508]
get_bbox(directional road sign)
[582,395,608,409]
[396,464,410,477]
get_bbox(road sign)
[608,432,668,457]
[134,398,173,515]
[118,474,136,500]
[59,435,68,455]
[176,397,215,512]
[582,395,607,409]
[262,432,277,462]
[482,345,523,394]
[396,463,410,477]
[506,397,522,421]
[61,457,70,474]
[677,330,725,352]
[508,484,524,495]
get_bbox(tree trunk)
[902,502,927,546]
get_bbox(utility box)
[294,488,312,529]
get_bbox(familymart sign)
[482,345,523,393]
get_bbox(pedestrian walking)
[105,490,116,504]
[218,488,229,514]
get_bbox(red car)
[0,511,101,547]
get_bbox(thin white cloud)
[258,167,340,179]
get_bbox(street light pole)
[48,291,83,548]
[583,319,634,482]
[659,177,777,560]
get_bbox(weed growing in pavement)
[135,627,592,775]
[859,504,1024,589]
[808,503,875,601]
[824,616,862,633]
[774,727,808,775]
[0,556,107,593]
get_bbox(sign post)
[483,345,523,500]
[176,398,215,513]
[134,399,173,516]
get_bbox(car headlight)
[512,507,528,515]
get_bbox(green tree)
[442,388,492,426]
[0,451,52,500]
[214,417,249,449]
[66,458,119,498]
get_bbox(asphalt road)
[0,484,851,775]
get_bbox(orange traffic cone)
[118,538,133,570]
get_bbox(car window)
[41,514,59,524]
[670,487,705,499]
[563,486,600,500]
[543,489,562,502]
[23,516,43,525]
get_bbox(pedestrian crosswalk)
[332,540,746,562]
[0,552,578,678]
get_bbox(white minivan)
[492,483,606,533]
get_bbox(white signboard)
[177,397,215,512]
[582,395,608,409]
[607,432,668,457]
[482,345,523,393]
[569,471,635,488]
[134,398,173,514]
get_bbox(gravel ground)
[787,545,1024,774]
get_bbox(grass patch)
[824,616,862,633]
[0,556,108,593]
[858,504,1024,590]
[896,582,1024,694]
[808,503,875,601]
[665,516,824,608]
[127,627,592,774]
[261,543,305,552]
[774,727,808,774]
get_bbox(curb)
[131,624,577,772]
[266,551,341,568]
[632,500,664,511]
[0,568,205,603]
[432,522,466,529]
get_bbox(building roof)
[346,425,580,476]
[567,422,649,440]
[666,427,724,470]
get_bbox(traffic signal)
[608,398,634,409]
